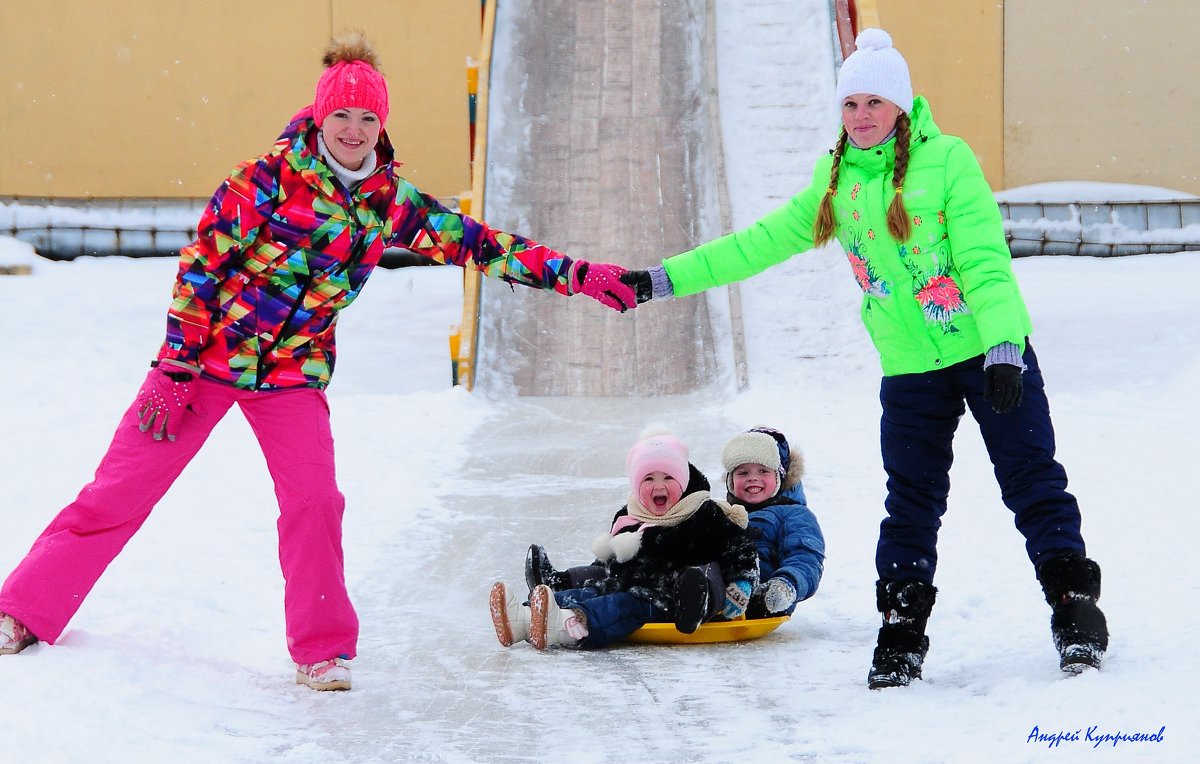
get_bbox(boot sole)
[489,582,518,647]
[295,672,351,691]
[1060,645,1104,673]
[528,585,550,650]
[867,674,918,690]
[673,567,710,634]
[524,545,543,591]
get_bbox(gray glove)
[763,578,798,614]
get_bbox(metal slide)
[472,0,736,396]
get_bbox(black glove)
[983,363,1023,413]
[617,269,654,305]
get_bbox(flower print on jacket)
[897,245,969,333]
[844,232,890,298]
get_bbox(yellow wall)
[876,1,1005,188]
[1004,0,1200,193]
[873,0,1199,195]
[0,1,480,199]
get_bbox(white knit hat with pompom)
[835,28,913,113]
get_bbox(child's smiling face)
[638,471,684,516]
[730,462,779,503]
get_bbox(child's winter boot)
[527,585,587,650]
[867,579,936,690]
[490,581,532,646]
[673,566,711,634]
[673,564,723,634]
[525,544,568,591]
[1036,553,1108,673]
[0,612,37,655]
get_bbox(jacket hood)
[682,463,711,496]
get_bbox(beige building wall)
[0,1,479,200]
[875,0,1199,196]
[877,1,1005,189]
[1004,0,1200,194]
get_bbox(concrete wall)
[0,1,479,200]
[876,0,1198,195]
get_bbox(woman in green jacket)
[620,29,1108,688]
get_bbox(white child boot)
[490,582,532,646]
[528,584,587,650]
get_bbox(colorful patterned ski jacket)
[661,96,1032,377]
[158,107,575,390]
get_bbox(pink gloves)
[136,361,201,442]
[568,261,638,312]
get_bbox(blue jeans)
[876,343,1086,584]
[555,587,669,649]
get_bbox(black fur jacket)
[589,464,759,612]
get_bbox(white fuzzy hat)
[721,431,783,475]
[835,28,913,113]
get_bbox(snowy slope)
[1,0,1196,761]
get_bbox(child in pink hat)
[489,427,758,649]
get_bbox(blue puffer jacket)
[738,487,825,615]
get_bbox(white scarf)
[626,491,749,530]
[317,133,378,190]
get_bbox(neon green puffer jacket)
[663,96,1031,376]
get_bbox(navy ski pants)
[875,343,1086,585]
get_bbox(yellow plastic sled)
[625,616,789,645]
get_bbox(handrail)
[450,0,496,390]
[832,0,881,62]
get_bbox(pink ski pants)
[0,371,358,664]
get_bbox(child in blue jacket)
[721,427,824,619]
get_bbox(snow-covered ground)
[2,1,1196,762]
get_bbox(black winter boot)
[525,544,568,591]
[673,567,710,634]
[868,579,937,690]
[1036,553,1108,673]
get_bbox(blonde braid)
[885,113,912,242]
[812,129,849,247]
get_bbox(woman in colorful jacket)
[618,29,1108,688]
[0,32,636,691]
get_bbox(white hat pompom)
[854,28,894,51]
[836,27,913,113]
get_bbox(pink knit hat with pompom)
[314,33,390,128]
[625,426,690,492]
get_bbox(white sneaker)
[490,582,531,646]
[0,612,37,655]
[528,584,582,650]
[295,658,351,691]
